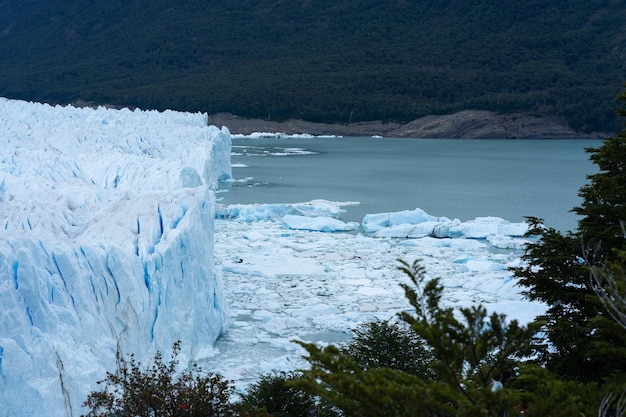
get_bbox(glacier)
[0,98,232,417]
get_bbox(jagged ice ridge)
[0,98,232,417]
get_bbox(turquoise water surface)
[220,137,600,232]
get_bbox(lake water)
[219,137,601,232]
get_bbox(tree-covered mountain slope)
[0,0,624,132]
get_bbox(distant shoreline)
[208,110,606,139]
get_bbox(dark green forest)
[1,0,625,132]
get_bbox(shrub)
[340,319,435,381]
[235,371,341,417]
[82,341,235,417]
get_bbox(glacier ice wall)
[0,98,232,417]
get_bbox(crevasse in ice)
[0,98,232,417]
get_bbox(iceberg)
[215,200,360,232]
[363,208,528,243]
[282,215,360,232]
[362,208,451,234]
[216,199,357,221]
[0,98,232,417]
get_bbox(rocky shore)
[208,110,604,139]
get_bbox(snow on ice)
[0,98,231,417]
[0,98,545,417]
[206,201,542,391]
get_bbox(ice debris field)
[1,98,545,417]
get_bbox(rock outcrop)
[209,110,603,139]
[387,110,589,139]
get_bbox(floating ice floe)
[282,214,360,232]
[362,207,529,247]
[216,199,358,221]
[207,201,546,391]
[219,203,529,248]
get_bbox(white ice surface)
[282,215,360,232]
[205,202,546,392]
[363,208,529,242]
[0,98,231,417]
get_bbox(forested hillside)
[1,0,624,132]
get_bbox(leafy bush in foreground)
[82,341,235,417]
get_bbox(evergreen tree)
[235,371,340,417]
[591,246,626,331]
[292,342,445,417]
[339,319,435,380]
[293,259,541,417]
[504,363,606,417]
[396,259,541,414]
[513,86,626,383]
[590,242,626,417]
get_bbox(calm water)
[219,137,600,232]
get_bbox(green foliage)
[235,371,340,417]
[339,319,435,380]
[291,344,439,417]
[293,259,542,417]
[598,388,626,417]
[505,363,606,417]
[512,219,608,380]
[82,341,235,417]
[0,0,624,131]
[397,259,542,408]
[575,93,626,249]
[513,89,626,383]
[591,246,626,332]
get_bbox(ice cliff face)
[0,98,232,417]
